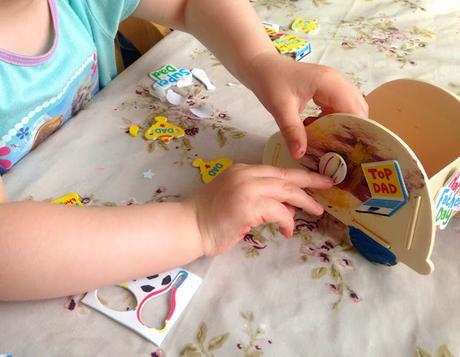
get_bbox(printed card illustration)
[149,64,193,98]
[291,18,319,33]
[144,116,185,143]
[261,21,312,61]
[82,268,202,346]
[356,160,408,216]
[272,35,311,61]
[52,193,83,206]
[434,170,460,229]
[193,157,233,184]
[262,21,282,40]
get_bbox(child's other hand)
[184,164,333,256]
[244,53,369,159]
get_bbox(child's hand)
[244,53,369,159]
[184,164,333,256]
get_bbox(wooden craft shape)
[263,79,460,274]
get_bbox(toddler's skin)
[0,0,367,300]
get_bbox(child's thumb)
[274,106,307,159]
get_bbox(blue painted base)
[349,226,397,266]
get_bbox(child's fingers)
[284,203,296,217]
[316,91,367,118]
[241,165,333,189]
[254,178,324,215]
[271,100,307,159]
[329,84,368,117]
[254,199,295,237]
[311,68,369,118]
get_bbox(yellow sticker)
[52,193,83,207]
[144,116,185,143]
[192,157,233,184]
[273,35,307,54]
[263,25,282,40]
[361,161,407,200]
[291,18,319,33]
[129,125,139,137]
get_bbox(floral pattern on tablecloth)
[180,312,272,357]
[2,0,460,356]
[340,18,434,67]
[115,82,245,166]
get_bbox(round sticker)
[318,152,347,185]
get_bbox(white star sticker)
[143,169,156,179]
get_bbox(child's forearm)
[0,200,202,300]
[183,0,277,83]
[135,0,276,84]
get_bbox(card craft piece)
[291,18,319,33]
[262,79,460,275]
[272,35,312,61]
[273,35,304,54]
[129,125,140,137]
[191,68,216,91]
[149,64,192,99]
[356,160,408,216]
[434,170,460,229]
[291,42,312,61]
[262,21,283,40]
[192,157,233,184]
[144,116,185,143]
[318,152,347,185]
[262,21,280,33]
[82,268,202,346]
[52,193,83,206]
[262,22,312,61]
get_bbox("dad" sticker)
[192,157,233,184]
[144,116,185,143]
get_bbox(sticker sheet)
[82,268,202,346]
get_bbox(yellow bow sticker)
[144,116,185,143]
[192,157,233,184]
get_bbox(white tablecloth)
[1,0,460,356]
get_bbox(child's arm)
[133,0,369,158]
[0,185,202,300]
[0,166,332,300]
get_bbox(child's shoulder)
[67,0,141,36]
[0,0,141,174]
